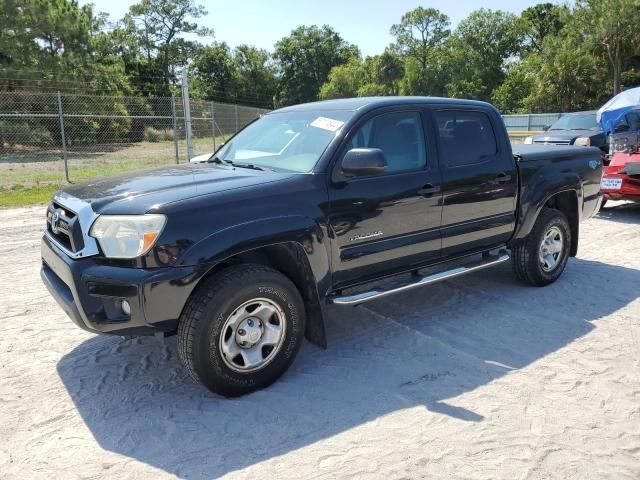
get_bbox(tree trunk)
[607,43,622,96]
[613,59,621,95]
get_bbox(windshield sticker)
[311,116,345,132]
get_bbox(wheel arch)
[512,187,580,257]
[178,216,332,348]
[197,242,329,348]
[543,190,579,257]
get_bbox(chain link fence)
[0,93,580,190]
[0,92,269,189]
[502,113,564,142]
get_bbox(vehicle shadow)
[57,258,640,479]
[597,201,640,224]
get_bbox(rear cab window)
[434,110,499,167]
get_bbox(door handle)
[494,173,512,184]
[418,184,441,196]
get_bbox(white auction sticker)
[601,177,622,190]
[310,116,344,132]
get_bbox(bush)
[0,120,55,147]
[159,128,175,141]
[143,126,162,142]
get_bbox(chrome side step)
[330,253,510,306]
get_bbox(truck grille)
[46,201,85,253]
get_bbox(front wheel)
[177,264,306,397]
[511,208,571,286]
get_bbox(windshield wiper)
[207,156,270,171]
[230,162,271,172]
[206,155,225,164]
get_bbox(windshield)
[215,110,353,172]
[549,113,599,131]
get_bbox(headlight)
[90,214,166,258]
[523,136,533,144]
[574,137,591,147]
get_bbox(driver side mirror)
[341,148,387,177]
[542,124,550,132]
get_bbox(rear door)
[432,108,517,255]
[327,107,443,287]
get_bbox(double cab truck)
[41,97,603,396]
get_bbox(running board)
[330,253,510,306]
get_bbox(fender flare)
[177,215,332,347]
[512,175,581,244]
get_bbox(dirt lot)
[1,203,639,480]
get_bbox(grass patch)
[0,185,61,208]
[0,136,230,207]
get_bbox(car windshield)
[549,113,599,131]
[214,110,353,172]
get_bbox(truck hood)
[59,164,295,214]
[531,129,600,142]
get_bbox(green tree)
[530,35,609,112]
[447,9,523,101]
[274,25,360,105]
[0,0,130,94]
[124,0,212,94]
[521,3,568,53]
[190,42,237,103]
[374,50,405,95]
[491,55,540,113]
[390,7,450,93]
[233,45,277,107]
[574,0,640,95]
[319,58,367,99]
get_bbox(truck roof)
[274,96,494,113]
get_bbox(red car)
[601,151,640,206]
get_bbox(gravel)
[1,202,639,480]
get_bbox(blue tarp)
[597,87,640,134]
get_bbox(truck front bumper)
[41,235,201,336]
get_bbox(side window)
[348,111,426,173]
[435,110,498,167]
[626,112,640,131]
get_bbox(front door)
[327,108,443,288]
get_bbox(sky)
[84,0,549,57]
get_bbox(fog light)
[121,299,131,316]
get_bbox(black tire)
[177,264,306,397]
[511,208,571,287]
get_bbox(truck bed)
[512,144,602,163]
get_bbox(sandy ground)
[0,203,639,480]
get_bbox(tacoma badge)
[350,230,383,242]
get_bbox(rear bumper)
[601,172,640,201]
[603,193,640,202]
[41,235,201,336]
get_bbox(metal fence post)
[181,71,194,161]
[56,92,70,183]
[234,104,239,133]
[210,102,217,152]
[527,114,532,131]
[171,96,179,164]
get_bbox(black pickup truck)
[41,97,603,396]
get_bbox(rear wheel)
[177,264,306,397]
[511,208,571,286]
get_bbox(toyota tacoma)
[41,97,603,396]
